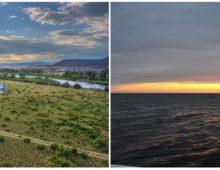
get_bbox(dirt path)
[0,130,108,160]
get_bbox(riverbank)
[0,76,108,91]
[26,73,109,85]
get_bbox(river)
[15,75,107,90]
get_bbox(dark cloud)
[0,37,107,62]
[52,30,98,38]
[81,2,108,17]
[23,2,108,26]
[0,39,60,54]
[112,3,220,86]
[57,30,84,36]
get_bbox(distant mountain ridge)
[53,57,109,69]
[0,57,109,70]
[0,61,54,68]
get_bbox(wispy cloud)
[49,29,107,48]
[23,2,108,33]
[0,34,107,62]
[0,35,12,40]
[23,2,108,24]
[0,2,7,7]
[9,35,24,39]
[5,30,12,34]
[9,15,17,19]
[0,52,64,63]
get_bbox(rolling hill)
[53,57,108,69]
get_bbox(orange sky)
[111,82,220,93]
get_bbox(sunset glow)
[111,3,220,94]
[112,82,220,93]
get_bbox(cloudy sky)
[112,3,220,93]
[0,2,108,63]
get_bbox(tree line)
[62,69,109,82]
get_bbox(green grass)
[37,144,46,150]
[0,161,13,167]
[0,80,108,167]
[50,143,59,151]
[0,136,4,142]
[24,138,31,144]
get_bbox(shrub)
[37,144,46,150]
[94,139,108,152]
[73,83,82,89]
[20,111,28,115]
[24,138,31,144]
[88,129,99,139]
[66,140,71,144]
[51,156,69,167]
[31,107,38,112]
[0,161,12,167]
[19,73,25,79]
[50,143,59,151]
[10,74,15,78]
[61,148,72,158]
[10,109,17,114]
[71,148,78,155]
[61,82,70,88]
[1,124,7,128]
[0,135,4,142]
[104,86,109,92]
[57,147,73,158]
[81,152,88,159]
[4,117,10,121]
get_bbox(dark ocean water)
[111,93,220,167]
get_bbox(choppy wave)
[111,93,220,167]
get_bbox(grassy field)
[0,80,108,167]
[0,136,108,167]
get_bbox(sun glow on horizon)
[112,82,220,93]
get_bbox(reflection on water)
[50,78,107,90]
[111,93,220,167]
